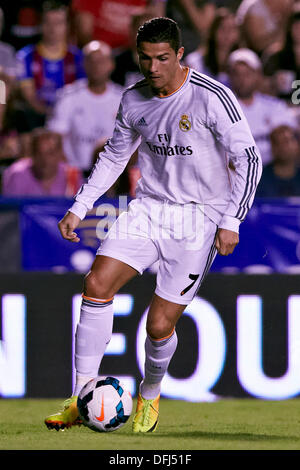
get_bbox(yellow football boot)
[132,393,160,433]
[44,396,82,431]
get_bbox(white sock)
[73,295,114,396]
[74,374,94,396]
[140,329,178,399]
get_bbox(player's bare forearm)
[215,228,239,256]
[58,211,81,243]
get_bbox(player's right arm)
[58,211,81,243]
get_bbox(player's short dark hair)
[136,17,182,53]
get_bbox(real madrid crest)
[179,114,192,132]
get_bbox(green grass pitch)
[1,398,300,450]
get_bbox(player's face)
[137,42,184,93]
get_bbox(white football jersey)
[47,79,123,170]
[70,68,262,233]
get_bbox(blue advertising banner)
[1,196,300,273]
[19,196,123,273]
[213,197,300,274]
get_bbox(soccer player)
[45,17,262,433]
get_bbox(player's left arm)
[207,85,263,255]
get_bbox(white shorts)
[97,197,218,305]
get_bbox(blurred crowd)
[1,0,300,199]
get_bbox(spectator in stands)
[227,48,297,166]
[236,0,293,56]
[111,12,153,88]
[1,128,83,196]
[47,40,123,174]
[166,0,216,56]
[184,7,240,86]
[0,9,18,78]
[263,6,300,102]
[16,1,85,129]
[256,125,300,197]
[71,0,166,51]
[0,73,21,164]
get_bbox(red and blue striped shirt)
[17,42,86,107]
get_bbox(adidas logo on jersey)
[137,117,148,126]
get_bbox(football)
[77,376,133,432]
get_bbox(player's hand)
[58,211,81,243]
[215,228,239,256]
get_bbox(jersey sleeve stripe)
[235,146,260,221]
[245,147,260,216]
[130,79,148,90]
[190,79,235,124]
[191,71,241,122]
[190,72,241,123]
[235,147,258,220]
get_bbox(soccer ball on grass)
[77,376,133,432]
